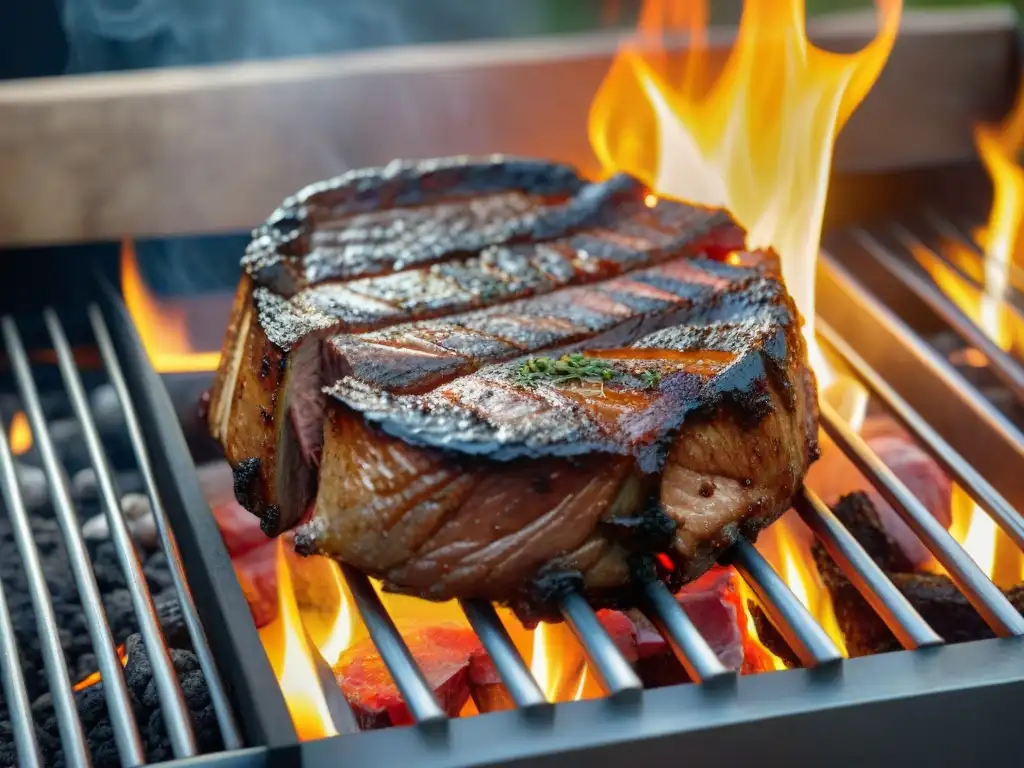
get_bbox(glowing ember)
[7,411,31,455]
[120,239,221,373]
[72,644,128,691]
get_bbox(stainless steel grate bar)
[560,593,643,696]
[820,401,1024,637]
[640,581,731,683]
[460,599,546,708]
[340,564,448,724]
[87,305,244,751]
[1,316,146,767]
[818,319,1024,552]
[44,309,198,759]
[728,539,843,667]
[856,227,1024,402]
[794,489,943,651]
[0,579,41,768]
[0,413,80,768]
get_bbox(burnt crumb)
[259,505,283,538]
[601,502,677,552]
[741,477,753,488]
[232,457,264,514]
[259,356,272,379]
[517,569,586,624]
[258,406,274,426]
[699,480,716,498]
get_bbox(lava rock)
[82,493,158,550]
[11,462,48,511]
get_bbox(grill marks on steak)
[208,156,817,618]
[209,158,741,534]
[300,297,816,615]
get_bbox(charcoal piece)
[828,492,916,573]
[748,603,802,670]
[813,492,1024,656]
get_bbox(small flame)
[530,621,587,701]
[734,577,787,671]
[934,486,1024,589]
[120,239,221,373]
[72,644,128,691]
[259,539,338,740]
[8,411,32,455]
[756,510,848,656]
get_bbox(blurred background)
[0,0,1012,299]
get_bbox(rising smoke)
[57,0,565,295]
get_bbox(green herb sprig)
[515,353,617,388]
[639,369,662,390]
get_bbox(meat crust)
[208,156,817,619]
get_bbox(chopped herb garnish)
[639,369,662,390]
[515,353,617,388]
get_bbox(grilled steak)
[208,156,818,621]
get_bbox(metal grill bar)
[817,255,1024,511]
[43,309,198,758]
[460,599,546,707]
[0,501,43,768]
[560,593,642,696]
[340,564,448,724]
[820,401,1024,637]
[640,581,731,683]
[793,489,943,650]
[87,305,244,751]
[0,413,80,768]
[728,539,844,667]
[855,227,1024,402]
[1,316,146,767]
[818,319,1024,552]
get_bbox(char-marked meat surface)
[207,155,817,620]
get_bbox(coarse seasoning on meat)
[207,155,818,622]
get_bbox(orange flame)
[911,58,1024,586]
[530,622,587,702]
[120,239,221,373]
[72,644,128,692]
[259,540,341,740]
[8,411,31,455]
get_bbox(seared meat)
[208,156,817,620]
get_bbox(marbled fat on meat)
[207,156,818,621]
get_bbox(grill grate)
[4,212,1024,765]
[0,305,243,766]
[275,209,1024,738]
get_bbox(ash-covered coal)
[0,632,223,768]
[0,382,223,767]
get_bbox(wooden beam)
[0,7,1016,247]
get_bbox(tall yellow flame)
[589,0,901,351]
